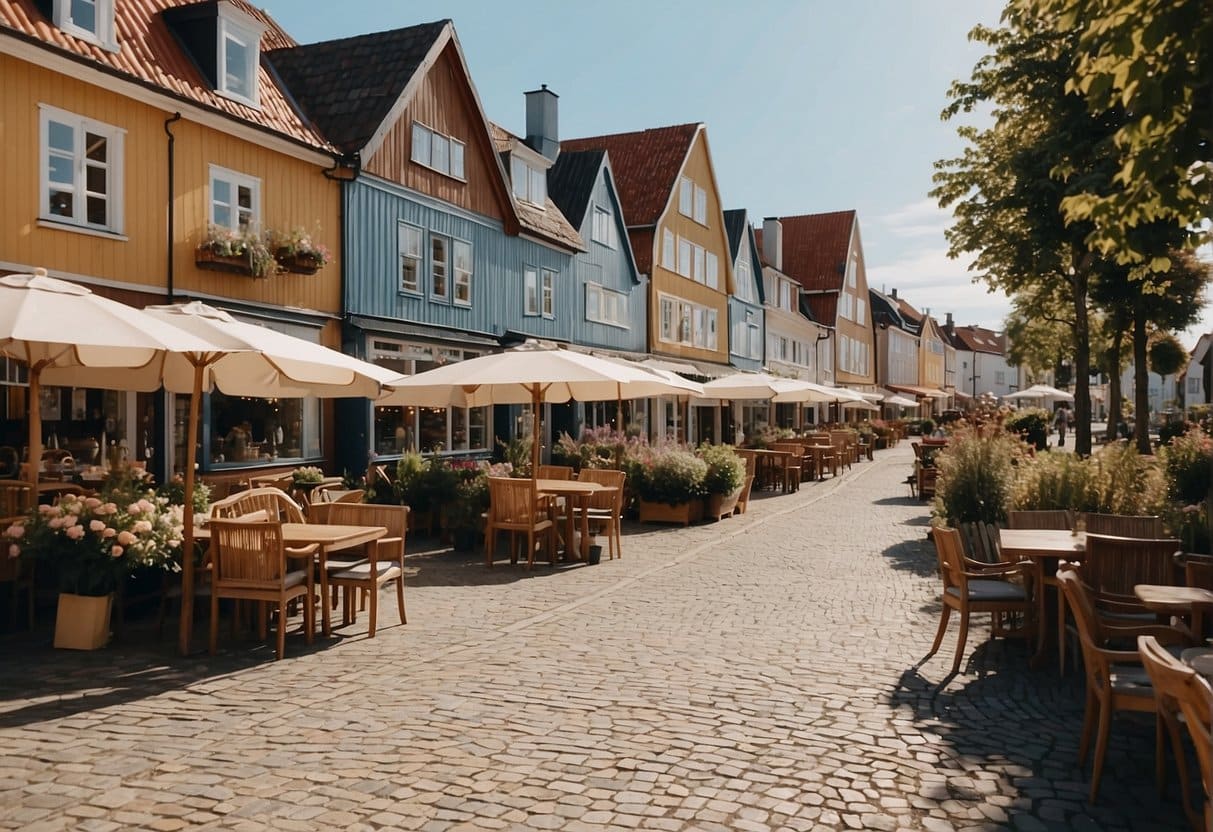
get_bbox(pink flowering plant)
[269,226,332,267]
[3,488,184,596]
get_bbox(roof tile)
[773,210,857,291]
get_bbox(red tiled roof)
[562,123,700,227]
[948,325,1006,354]
[626,228,655,275]
[0,0,332,151]
[487,123,584,252]
[774,210,856,291]
[805,292,838,326]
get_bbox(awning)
[884,394,921,408]
[889,383,950,400]
[643,357,735,379]
[348,314,501,348]
[642,357,701,375]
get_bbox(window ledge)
[37,218,128,241]
[215,88,261,111]
[411,160,466,183]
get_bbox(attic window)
[510,156,547,207]
[216,6,264,107]
[54,0,116,50]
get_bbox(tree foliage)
[1149,333,1187,379]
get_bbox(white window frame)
[524,267,540,316]
[411,121,466,180]
[847,254,858,288]
[512,155,547,206]
[592,205,615,248]
[216,9,264,108]
[398,223,423,294]
[679,177,693,218]
[662,229,676,269]
[707,309,718,350]
[693,185,707,225]
[430,234,450,300]
[39,104,125,234]
[735,257,752,301]
[452,239,472,306]
[208,164,261,232]
[856,297,866,327]
[706,252,719,290]
[660,296,675,341]
[693,246,705,285]
[677,238,692,279]
[541,269,556,319]
[54,0,116,49]
[585,283,629,329]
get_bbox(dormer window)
[54,0,116,50]
[216,4,264,107]
[510,156,547,207]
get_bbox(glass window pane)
[212,178,230,207]
[431,236,448,297]
[224,35,251,98]
[453,240,471,272]
[213,204,232,229]
[411,123,431,165]
[85,164,106,195]
[85,195,106,225]
[450,141,464,178]
[84,132,106,162]
[48,154,74,185]
[431,134,449,174]
[237,184,252,210]
[71,0,96,33]
[48,120,74,152]
[530,166,546,203]
[511,157,528,199]
[48,188,73,217]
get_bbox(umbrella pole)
[531,386,541,475]
[178,360,204,656]
[27,364,42,491]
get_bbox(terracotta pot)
[53,592,112,650]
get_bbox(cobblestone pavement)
[0,445,1192,830]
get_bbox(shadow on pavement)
[881,538,936,578]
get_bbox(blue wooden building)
[723,209,766,372]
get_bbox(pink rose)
[89,520,106,532]
[100,503,118,515]
[47,517,64,530]
[116,531,136,546]
[102,528,117,539]
[65,525,85,540]
[63,515,78,528]
[5,524,24,540]
[84,497,102,509]
[133,520,153,534]
[38,504,57,516]
[110,545,124,558]
[8,543,19,559]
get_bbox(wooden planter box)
[638,498,702,526]
[195,246,254,276]
[275,249,323,275]
[53,592,112,650]
[704,485,743,522]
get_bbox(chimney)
[890,287,898,300]
[524,84,559,161]
[762,217,783,270]
[945,312,954,332]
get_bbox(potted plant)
[269,226,332,275]
[1003,408,1050,451]
[635,447,707,526]
[699,444,746,522]
[450,467,490,551]
[4,488,184,649]
[195,225,276,278]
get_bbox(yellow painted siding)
[836,232,876,386]
[920,325,946,389]
[648,133,731,364]
[0,54,341,315]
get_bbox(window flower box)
[269,227,331,275]
[196,224,276,278]
[274,249,323,275]
[195,246,254,276]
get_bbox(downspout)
[164,113,181,302]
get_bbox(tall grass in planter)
[932,427,1025,526]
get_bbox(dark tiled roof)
[547,149,604,230]
[723,209,747,261]
[868,289,905,331]
[0,0,331,150]
[773,210,857,291]
[487,123,584,252]
[562,123,700,227]
[266,20,448,155]
[948,325,1006,354]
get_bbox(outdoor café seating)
[210,486,307,524]
[321,502,408,638]
[575,468,625,560]
[485,477,557,569]
[1083,513,1166,539]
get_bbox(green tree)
[1149,334,1188,382]
[1020,0,1212,266]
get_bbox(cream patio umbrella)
[701,372,838,403]
[0,272,215,494]
[376,341,699,473]
[1003,383,1074,403]
[46,300,400,654]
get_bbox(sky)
[269,0,1211,347]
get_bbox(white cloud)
[867,244,1012,331]
[878,198,951,239]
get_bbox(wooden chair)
[1057,565,1192,803]
[1139,635,1213,831]
[322,503,408,637]
[210,487,306,524]
[536,465,574,480]
[829,431,853,471]
[1082,513,1165,538]
[329,489,365,504]
[576,468,625,560]
[772,443,804,492]
[208,518,316,660]
[925,526,1032,674]
[735,474,756,515]
[1176,552,1213,591]
[485,477,557,569]
[958,521,1002,564]
[808,435,837,478]
[1007,510,1073,531]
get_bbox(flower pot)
[705,485,743,522]
[53,592,112,650]
[275,248,322,275]
[195,246,254,276]
[637,498,702,526]
[587,544,603,565]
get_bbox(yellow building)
[0,0,343,481]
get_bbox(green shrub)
[1004,408,1050,451]
[698,444,745,496]
[932,427,1024,525]
[1090,441,1169,516]
[634,447,707,504]
[1161,426,1213,505]
[1011,451,1101,513]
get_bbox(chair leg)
[209,591,219,656]
[926,604,951,659]
[275,600,286,660]
[951,608,970,674]
[1089,697,1113,803]
[1058,591,1068,675]
[485,524,495,567]
[367,582,378,638]
[396,575,406,625]
[304,590,314,646]
[1078,688,1097,765]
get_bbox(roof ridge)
[564,122,701,145]
[266,19,450,54]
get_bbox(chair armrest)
[1092,647,1142,664]
[1103,622,1194,646]
[371,536,404,564]
[961,561,1027,579]
[284,543,319,560]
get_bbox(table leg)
[318,548,331,637]
[1029,560,1049,669]
[579,495,590,560]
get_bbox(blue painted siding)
[569,166,647,353]
[345,175,577,343]
[728,295,765,371]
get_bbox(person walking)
[1053,405,1070,447]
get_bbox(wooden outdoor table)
[1135,584,1213,639]
[805,443,833,480]
[1000,529,1086,668]
[536,479,613,561]
[746,448,798,491]
[195,522,387,637]
[1180,647,1213,681]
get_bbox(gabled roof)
[547,149,604,228]
[869,289,910,333]
[0,0,331,151]
[948,325,1007,355]
[266,20,448,155]
[723,209,748,260]
[895,297,923,326]
[770,210,857,291]
[562,123,700,227]
[487,123,584,252]
[723,210,765,306]
[805,293,837,326]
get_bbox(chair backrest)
[1057,564,1114,694]
[958,521,1002,564]
[1082,513,1165,538]
[209,486,305,524]
[488,477,541,525]
[1177,553,1213,591]
[0,446,18,478]
[1138,635,1213,824]
[577,468,625,512]
[932,526,967,596]
[1082,533,1181,597]
[312,502,407,563]
[331,489,365,504]
[0,481,36,517]
[734,449,758,477]
[1007,510,1073,530]
[772,442,802,454]
[536,465,574,480]
[209,518,288,588]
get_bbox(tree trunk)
[1133,298,1151,454]
[1105,327,1123,443]
[1071,259,1092,456]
